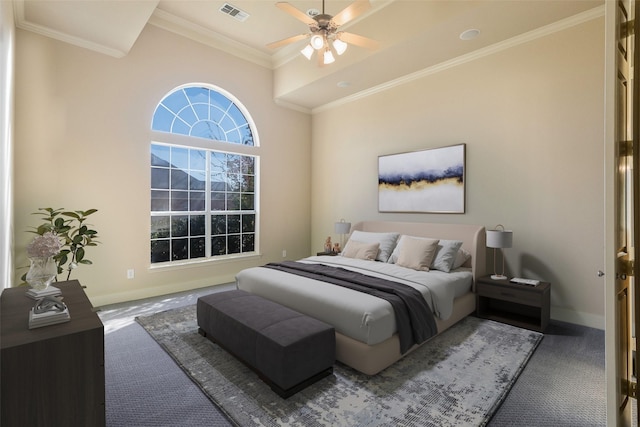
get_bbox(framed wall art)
[378,144,466,213]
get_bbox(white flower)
[26,232,62,258]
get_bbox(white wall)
[310,18,605,328]
[13,24,312,306]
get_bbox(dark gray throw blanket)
[263,261,437,354]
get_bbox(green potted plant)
[23,208,100,282]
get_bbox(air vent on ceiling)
[219,3,249,22]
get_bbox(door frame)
[605,0,636,425]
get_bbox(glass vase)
[26,256,57,291]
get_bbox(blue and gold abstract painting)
[378,144,465,213]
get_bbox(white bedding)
[235,255,472,346]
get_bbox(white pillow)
[452,247,472,269]
[431,240,463,272]
[389,236,463,272]
[341,240,380,261]
[345,230,399,263]
[396,237,439,271]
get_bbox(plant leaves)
[62,211,80,220]
[76,247,85,262]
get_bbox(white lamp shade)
[323,49,335,64]
[300,44,314,60]
[486,230,513,249]
[310,35,324,50]
[333,38,348,55]
[334,221,351,235]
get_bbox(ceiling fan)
[267,0,379,65]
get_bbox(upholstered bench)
[196,289,335,398]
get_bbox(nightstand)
[316,251,339,256]
[476,275,550,332]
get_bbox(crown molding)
[13,0,128,58]
[148,8,273,70]
[312,5,605,114]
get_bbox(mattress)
[235,255,472,346]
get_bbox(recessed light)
[337,81,351,88]
[307,8,320,17]
[459,29,480,41]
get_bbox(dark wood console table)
[1,280,105,426]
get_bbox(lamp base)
[490,274,508,281]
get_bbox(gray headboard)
[350,221,487,288]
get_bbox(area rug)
[136,305,542,427]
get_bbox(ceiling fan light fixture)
[310,35,324,50]
[323,49,335,64]
[301,44,314,60]
[333,38,348,55]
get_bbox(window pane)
[210,91,232,112]
[242,214,255,232]
[151,168,169,189]
[152,106,174,134]
[239,124,254,146]
[151,216,170,239]
[211,215,226,235]
[171,190,189,211]
[190,237,205,258]
[227,193,240,210]
[211,192,225,210]
[190,150,206,170]
[189,171,206,191]
[184,86,209,104]
[190,215,205,236]
[172,238,188,260]
[228,155,241,174]
[228,235,241,254]
[162,90,189,115]
[228,215,240,233]
[226,174,240,192]
[211,236,226,255]
[242,233,255,252]
[192,121,224,140]
[171,215,189,237]
[240,194,254,210]
[241,156,254,174]
[190,191,205,211]
[151,240,170,263]
[241,175,254,192]
[193,104,208,121]
[171,147,189,169]
[151,190,169,212]
[171,169,188,190]
[178,107,197,126]
[172,119,190,135]
[151,144,171,166]
[211,152,226,174]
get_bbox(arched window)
[150,84,258,265]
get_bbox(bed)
[236,221,487,375]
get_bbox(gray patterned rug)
[136,305,542,427]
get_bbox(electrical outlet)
[127,269,135,279]
[282,250,287,258]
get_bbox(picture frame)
[378,144,466,213]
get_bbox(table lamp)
[486,224,513,280]
[334,219,351,251]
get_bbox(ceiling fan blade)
[275,2,316,25]
[266,33,309,50]
[331,0,371,27]
[339,32,379,50]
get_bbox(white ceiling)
[13,0,604,110]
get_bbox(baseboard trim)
[552,306,604,330]
[89,276,236,308]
